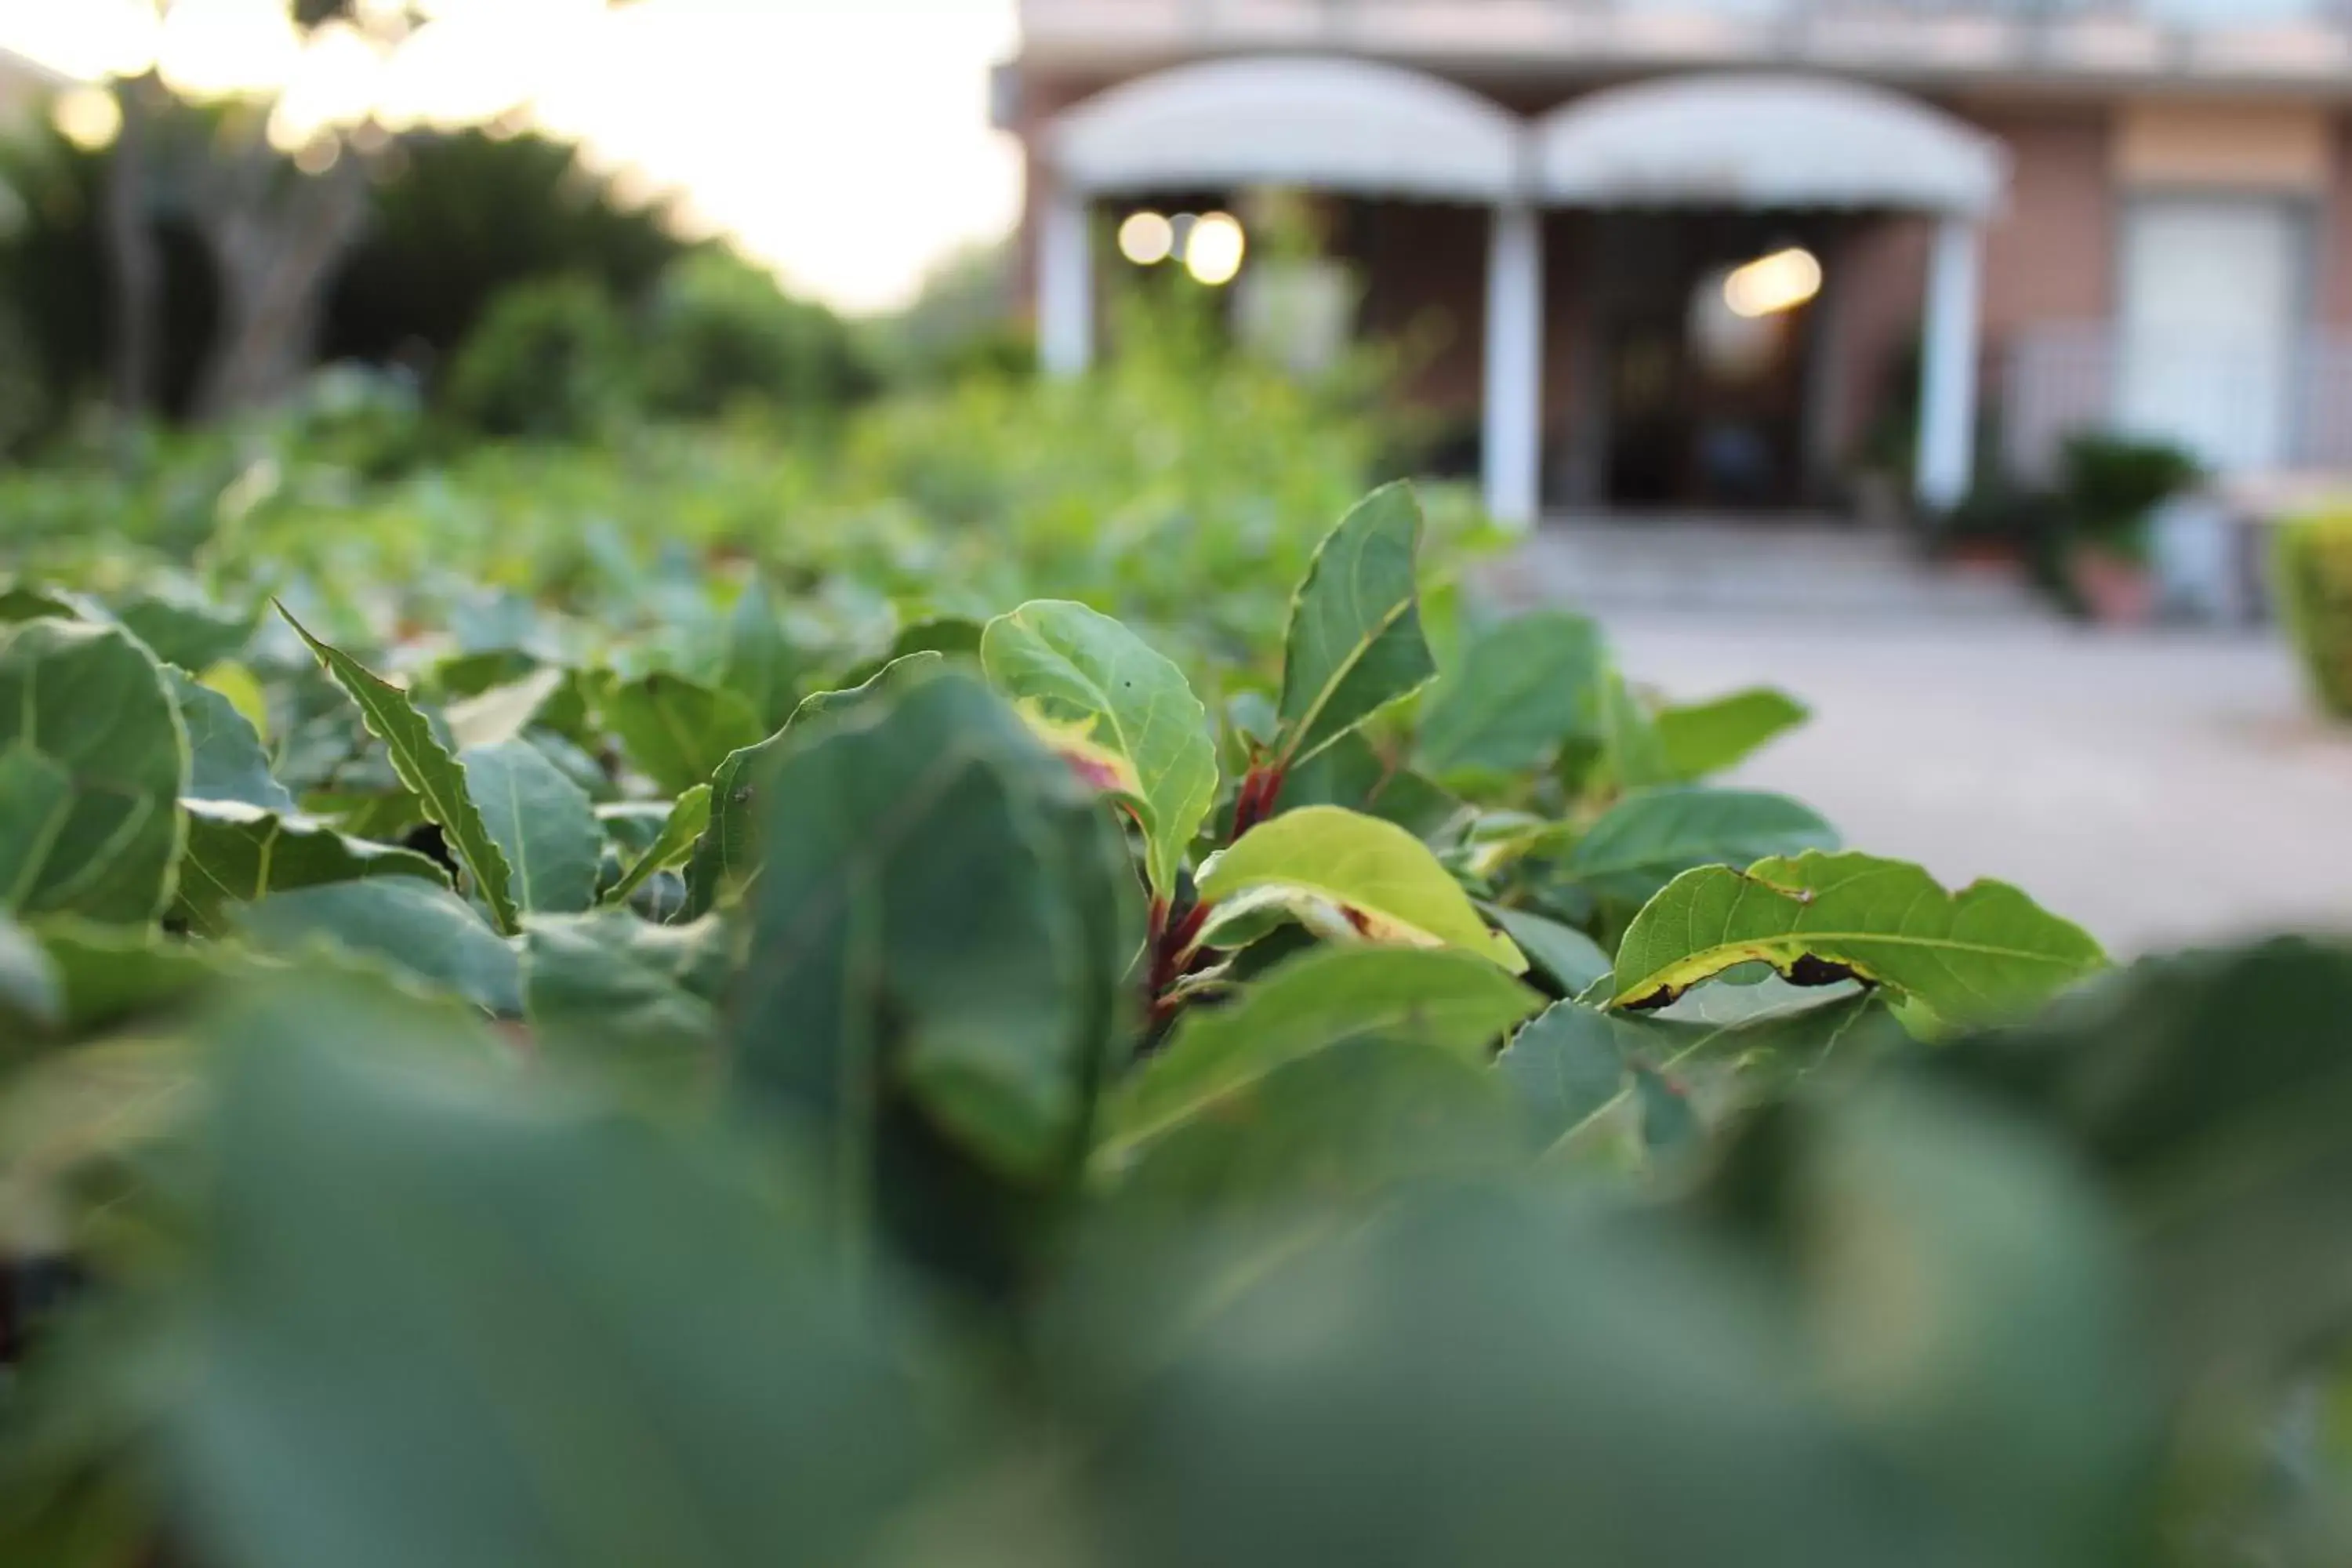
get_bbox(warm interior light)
[1723,246,1823,319]
[1185,211,1247,287]
[51,87,123,151]
[1117,210,1173,267]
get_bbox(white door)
[2117,198,2301,474]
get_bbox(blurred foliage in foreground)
[2278,507,2352,720]
[1,481,2349,1567]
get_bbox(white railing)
[2003,325,2352,479]
[1020,0,2352,77]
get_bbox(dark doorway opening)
[1584,210,1844,513]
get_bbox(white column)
[1483,202,1545,530]
[1038,185,1094,379]
[1917,214,1985,513]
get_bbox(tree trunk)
[103,75,163,438]
[192,143,372,423]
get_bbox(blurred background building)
[1004,0,2352,528]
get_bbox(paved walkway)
[1602,613,2352,958]
[1490,523,2352,957]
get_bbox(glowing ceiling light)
[1723,246,1823,319]
[1185,212,1247,287]
[1117,210,1173,266]
[51,87,123,152]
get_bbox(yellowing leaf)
[1196,805,1524,973]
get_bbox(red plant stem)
[1231,760,1287,840]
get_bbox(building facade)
[1003,0,2352,526]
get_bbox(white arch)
[1049,56,1524,202]
[1533,74,2007,216]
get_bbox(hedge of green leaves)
[2278,507,2352,720]
[3,485,2350,1566]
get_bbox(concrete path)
[1597,612,2352,958]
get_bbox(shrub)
[2277,507,2352,719]
[639,252,875,421]
[2058,430,2202,557]
[439,275,637,442]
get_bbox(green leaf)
[277,604,521,937]
[461,739,602,916]
[1415,611,1604,777]
[0,912,60,1031]
[175,800,449,936]
[444,665,567,752]
[1196,805,1525,974]
[1610,851,2106,1024]
[1102,946,1539,1169]
[198,659,272,739]
[1103,1036,1523,1224]
[731,670,1141,1188]
[1599,666,1674,793]
[1483,904,1613,996]
[1500,990,1883,1155]
[523,911,734,1098]
[237,880,523,1015]
[1933,938,2352,1387]
[0,619,187,924]
[682,653,942,920]
[981,599,1217,898]
[114,591,252,670]
[20,920,226,1036]
[171,668,297,813]
[603,785,710,909]
[601,671,763,797]
[168,976,941,1568]
[720,575,798,731]
[1276,730,1461,840]
[1274,482,1437,767]
[1566,787,1838,906]
[1657,688,1809,779]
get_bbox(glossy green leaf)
[524,911,734,1096]
[1483,904,1613,996]
[731,670,1140,1188]
[1599,667,1674,793]
[172,668,297,813]
[0,912,60,1031]
[0,618,187,924]
[1196,805,1525,973]
[277,604,521,937]
[114,592,252,670]
[720,575,798,731]
[1415,611,1604,777]
[1501,990,1883,1154]
[1657,688,1809,780]
[1104,1036,1523,1223]
[982,598,1217,898]
[176,800,448,936]
[169,978,941,1568]
[603,784,710,909]
[198,659,272,739]
[1274,482,1436,767]
[461,739,602,916]
[1612,851,2106,1024]
[1275,730,1461,840]
[1102,946,1541,1168]
[683,652,941,920]
[601,670,763,797]
[1566,787,1838,906]
[237,880,523,1015]
[21,920,227,1036]
[1934,938,2352,1385]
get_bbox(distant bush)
[2058,431,2202,557]
[639,252,875,421]
[2277,509,2352,719]
[439,277,637,443]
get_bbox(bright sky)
[0,0,1026,314]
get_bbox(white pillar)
[1039,185,1094,379]
[1917,215,1985,513]
[1483,202,1545,530]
